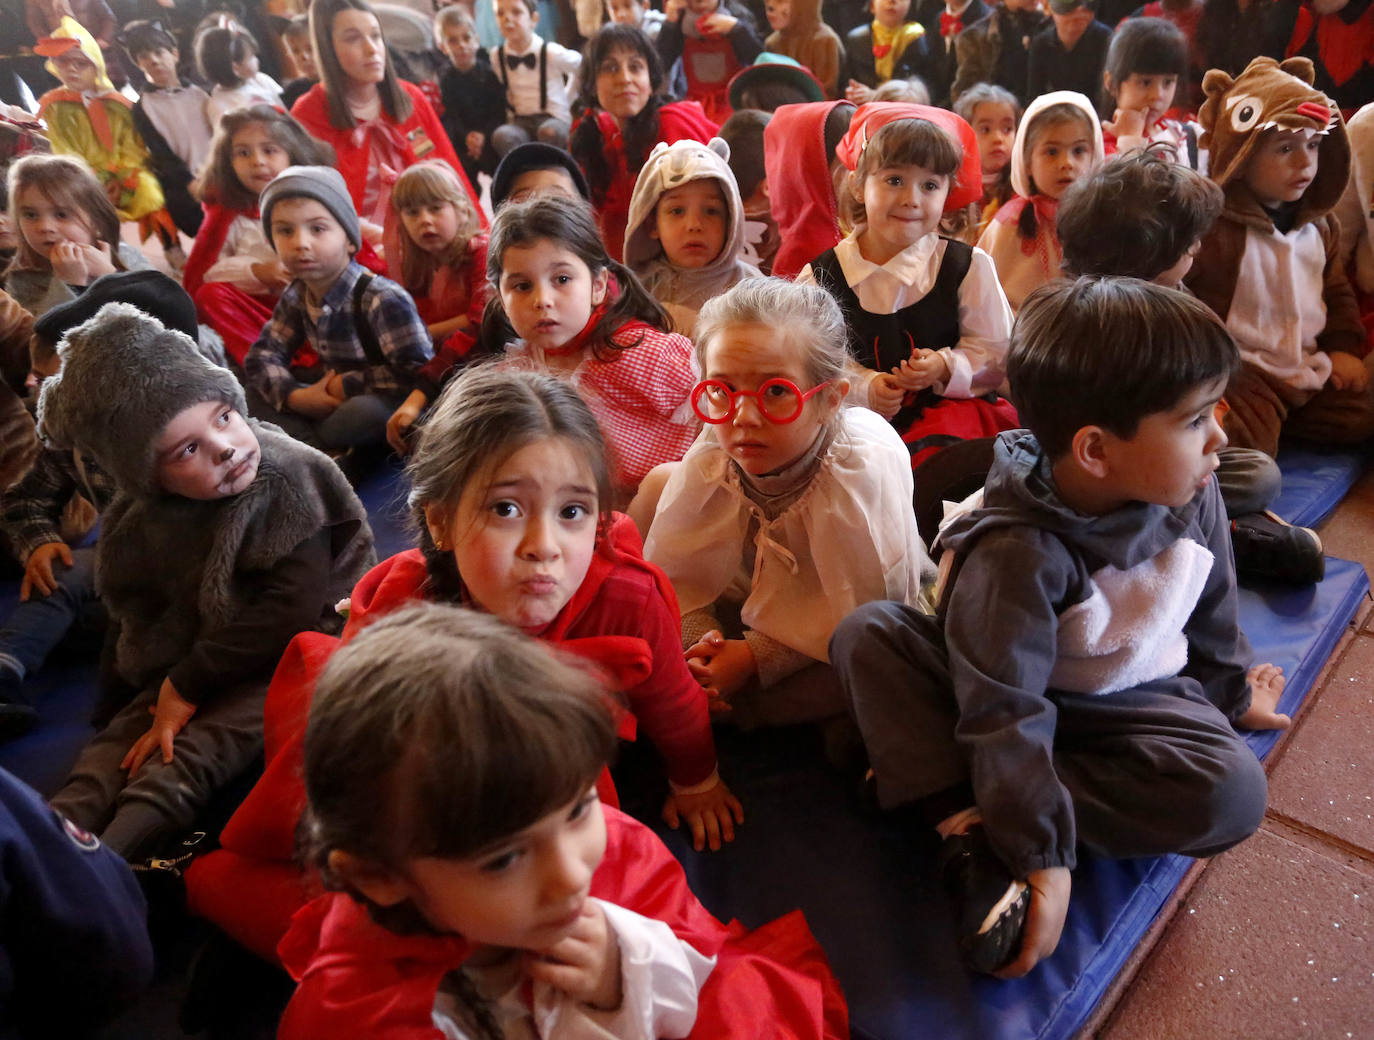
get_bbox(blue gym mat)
[0,458,1366,1040]
[649,558,1370,1040]
[1273,442,1369,529]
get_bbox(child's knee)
[1181,742,1268,856]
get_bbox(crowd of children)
[0,0,1369,1033]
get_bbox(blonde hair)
[6,155,122,274]
[390,161,481,294]
[434,3,475,37]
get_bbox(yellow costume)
[35,18,164,222]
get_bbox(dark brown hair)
[1058,148,1222,280]
[195,25,257,88]
[569,25,668,207]
[481,196,672,353]
[311,0,414,130]
[842,117,962,227]
[197,105,337,209]
[1008,276,1238,458]
[406,364,614,600]
[300,602,617,929]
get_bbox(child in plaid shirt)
[244,167,433,458]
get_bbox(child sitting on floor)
[279,602,846,1038]
[381,161,489,452]
[489,141,592,208]
[975,89,1103,310]
[1057,148,1326,586]
[763,99,855,278]
[642,278,931,730]
[244,166,433,460]
[5,154,150,320]
[719,109,779,274]
[185,106,336,367]
[954,82,1020,240]
[831,277,1286,979]
[35,18,164,227]
[950,0,1048,104]
[624,137,757,335]
[763,0,844,98]
[198,23,284,127]
[279,15,319,110]
[843,0,933,105]
[489,0,583,155]
[435,5,506,189]
[800,103,1018,468]
[38,302,374,861]
[481,197,699,503]
[121,19,213,239]
[1186,57,1374,458]
[1100,18,1204,170]
[657,0,764,124]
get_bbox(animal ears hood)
[1199,56,1348,221]
[623,137,745,273]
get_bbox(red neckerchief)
[542,300,610,357]
[37,87,131,153]
[940,10,964,35]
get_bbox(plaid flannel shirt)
[0,447,116,564]
[244,261,433,411]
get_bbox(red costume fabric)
[277,805,849,1040]
[290,82,486,232]
[764,100,851,279]
[575,102,720,262]
[185,515,717,962]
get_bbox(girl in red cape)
[277,602,847,1040]
[291,0,484,245]
[185,368,745,961]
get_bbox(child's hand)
[1103,107,1149,141]
[21,541,72,601]
[845,79,875,105]
[1236,662,1291,731]
[662,778,745,852]
[892,349,951,391]
[868,373,906,419]
[1328,351,1371,393]
[386,389,428,454]
[664,0,686,21]
[250,258,292,294]
[81,242,116,281]
[322,371,348,401]
[287,380,342,419]
[699,11,737,33]
[994,865,1071,979]
[685,630,757,701]
[48,241,89,285]
[121,676,197,777]
[525,903,622,1010]
[465,130,485,159]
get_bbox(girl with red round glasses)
[641,278,932,727]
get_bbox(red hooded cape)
[764,100,851,279]
[276,805,849,1039]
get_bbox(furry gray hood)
[36,302,247,499]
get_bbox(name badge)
[408,126,436,158]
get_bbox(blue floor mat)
[1273,442,1369,529]
[649,558,1370,1040]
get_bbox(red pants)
[195,282,280,366]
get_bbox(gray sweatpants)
[829,602,1268,863]
[49,683,267,861]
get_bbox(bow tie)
[940,10,963,35]
[506,51,537,70]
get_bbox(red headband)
[836,102,983,212]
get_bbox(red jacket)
[764,100,850,279]
[277,805,849,1040]
[291,81,486,230]
[185,515,717,961]
[577,101,720,262]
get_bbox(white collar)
[835,231,941,286]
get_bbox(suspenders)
[494,41,550,116]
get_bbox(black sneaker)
[938,827,1030,974]
[1231,510,1325,586]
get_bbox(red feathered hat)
[835,102,983,212]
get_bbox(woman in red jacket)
[569,24,719,262]
[292,0,484,244]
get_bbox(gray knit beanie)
[37,302,247,498]
[260,165,362,249]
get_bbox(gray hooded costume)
[38,303,376,859]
